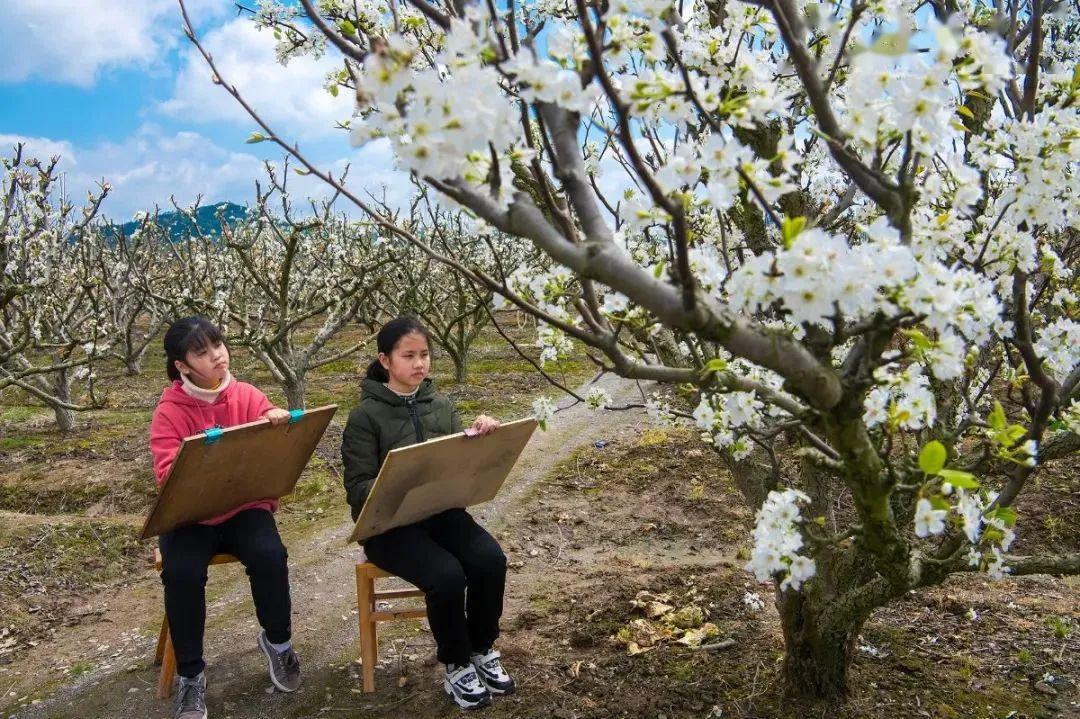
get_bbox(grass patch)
[0,435,48,453]
[0,405,44,424]
[0,461,155,516]
[67,661,95,678]
[0,519,146,642]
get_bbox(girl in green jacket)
[341,316,515,710]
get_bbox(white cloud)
[162,19,353,141]
[0,128,412,221]
[0,135,77,165]
[0,0,227,87]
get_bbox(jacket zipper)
[405,396,425,443]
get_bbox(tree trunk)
[125,355,142,376]
[282,373,307,410]
[777,590,862,698]
[782,632,854,697]
[453,352,468,383]
[51,403,76,432]
[50,370,76,432]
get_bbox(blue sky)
[0,0,407,220]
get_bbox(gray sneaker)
[258,631,301,692]
[174,674,207,719]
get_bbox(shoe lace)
[176,680,203,711]
[282,648,300,673]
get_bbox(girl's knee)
[427,566,467,600]
[161,561,209,589]
[246,541,289,571]
[476,544,507,576]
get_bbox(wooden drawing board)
[348,418,538,544]
[140,405,338,539]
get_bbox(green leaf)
[1048,419,1067,432]
[339,19,357,36]
[919,441,947,474]
[701,358,728,377]
[984,506,1017,527]
[780,216,807,247]
[1002,425,1027,444]
[955,104,975,120]
[901,328,933,351]
[938,468,980,490]
[871,29,912,56]
[245,132,268,144]
[930,496,951,512]
[989,401,1006,431]
[328,84,339,97]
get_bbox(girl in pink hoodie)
[150,317,300,718]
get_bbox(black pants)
[158,508,292,678]
[363,509,506,666]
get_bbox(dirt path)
[5,374,650,719]
[0,510,144,527]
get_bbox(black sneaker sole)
[479,676,516,696]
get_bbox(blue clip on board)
[204,426,224,444]
[288,409,304,424]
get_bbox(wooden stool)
[152,548,238,699]
[355,560,425,693]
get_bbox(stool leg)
[356,567,377,693]
[154,617,168,666]
[157,623,177,700]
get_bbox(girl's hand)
[264,408,292,426]
[469,414,501,436]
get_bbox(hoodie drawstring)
[405,395,425,443]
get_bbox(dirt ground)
[1,323,1078,719]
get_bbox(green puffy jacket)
[341,377,462,520]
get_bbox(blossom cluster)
[863,363,937,430]
[913,487,1016,581]
[692,390,762,461]
[531,395,556,431]
[349,9,521,205]
[746,489,817,592]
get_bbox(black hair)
[163,316,226,381]
[366,316,432,382]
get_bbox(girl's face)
[175,340,230,389]
[380,332,430,392]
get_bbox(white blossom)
[913,498,947,538]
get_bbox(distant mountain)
[104,202,249,242]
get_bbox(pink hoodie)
[149,378,278,526]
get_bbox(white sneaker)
[442,663,492,710]
[470,648,516,696]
